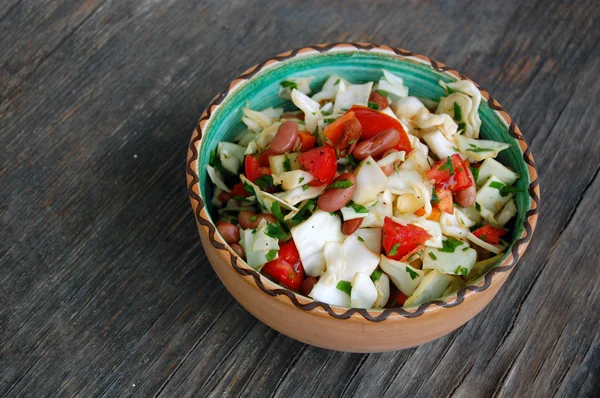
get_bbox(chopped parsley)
[243,181,255,195]
[394,162,401,174]
[457,122,466,132]
[348,139,356,145]
[388,243,401,256]
[462,247,470,251]
[290,198,316,226]
[271,202,285,223]
[357,236,365,243]
[453,102,463,121]
[376,90,389,97]
[368,102,380,110]
[475,203,482,212]
[249,215,257,222]
[405,267,419,280]
[280,80,298,90]
[428,252,438,260]
[298,177,304,183]
[346,154,359,167]
[302,184,309,191]
[439,156,455,175]
[431,187,440,204]
[324,118,335,124]
[334,78,340,85]
[336,280,352,295]
[366,161,372,165]
[283,155,291,172]
[251,228,257,234]
[370,269,383,282]
[347,202,369,213]
[254,174,274,191]
[455,266,469,277]
[468,143,495,153]
[439,237,463,253]
[265,222,286,239]
[266,249,278,262]
[470,167,480,182]
[329,179,354,189]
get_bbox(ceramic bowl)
[186,43,540,352]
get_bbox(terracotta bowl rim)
[186,42,540,322]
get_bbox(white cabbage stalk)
[334,81,373,113]
[339,234,380,281]
[438,80,482,138]
[217,142,246,174]
[350,272,378,309]
[422,130,460,160]
[274,183,327,206]
[242,107,283,132]
[352,156,389,204]
[251,219,280,252]
[207,165,231,192]
[239,175,298,213]
[476,158,519,186]
[495,199,517,227]
[274,170,316,191]
[404,269,454,307]
[340,204,370,221]
[379,255,424,297]
[416,112,458,140]
[470,251,505,278]
[422,243,477,276]
[373,273,390,308]
[291,89,321,134]
[455,135,511,162]
[245,141,258,155]
[467,232,503,254]
[439,208,476,239]
[476,175,514,214]
[312,75,347,102]
[235,130,257,146]
[278,76,315,100]
[395,193,425,215]
[290,210,344,277]
[391,96,428,119]
[477,205,502,227]
[436,92,473,134]
[269,152,300,176]
[377,151,405,168]
[400,141,430,172]
[352,228,382,254]
[375,70,409,99]
[388,170,432,217]
[361,190,393,228]
[309,244,351,307]
[239,228,277,270]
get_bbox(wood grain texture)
[1,0,598,397]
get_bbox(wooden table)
[2,1,599,396]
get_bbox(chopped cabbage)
[278,76,315,100]
[476,158,519,186]
[456,135,510,162]
[380,255,424,296]
[404,269,454,307]
[391,96,428,119]
[273,170,315,190]
[352,228,382,254]
[311,75,346,102]
[476,175,514,214]
[207,165,231,192]
[291,89,321,134]
[375,70,409,99]
[242,107,283,132]
[361,190,393,228]
[423,242,477,276]
[438,80,482,139]
[217,142,246,174]
[339,234,381,281]
[351,272,378,308]
[334,81,373,113]
[352,156,388,204]
[269,152,300,175]
[422,130,460,159]
[274,183,327,206]
[373,272,390,308]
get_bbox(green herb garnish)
[388,243,401,256]
[439,237,463,253]
[334,78,340,85]
[453,102,462,121]
[249,216,257,222]
[346,154,359,167]
[370,269,383,282]
[265,223,286,239]
[499,185,522,196]
[368,102,380,110]
[428,252,438,260]
[439,156,455,175]
[271,202,285,223]
[406,267,419,280]
[329,179,354,189]
[283,155,291,172]
[254,174,274,191]
[302,184,309,191]
[266,249,278,261]
[468,143,495,153]
[336,280,352,295]
[455,266,468,277]
[357,236,365,243]
[470,167,480,182]
[431,187,440,204]
[298,177,304,184]
[475,203,482,212]
[290,199,317,226]
[280,80,297,90]
[376,90,389,97]
[457,122,466,132]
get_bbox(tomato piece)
[231,182,250,198]
[435,185,454,215]
[278,239,300,264]
[258,148,274,167]
[426,154,472,193]
[350,106,412,152]
[262,258,305,291]
[297,145,337,184]
[323,111,358,144]
[413,206,442,221]
[387,285,408,308]
[472,225,507,245]
[298,131,317,152]
[244,155,263,182]
[382,217,432,260]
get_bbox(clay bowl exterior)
[186,43,540,352]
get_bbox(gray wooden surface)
[1,1,599,397]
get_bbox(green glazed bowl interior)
[192,45,538,313]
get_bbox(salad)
[207,70,520,309]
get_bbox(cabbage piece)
[395,193,424,215]
[470,251,505,279]
[274,183,327,206]
[273,170,316,191]
[373,272,390,308]
[240,175,298,213]
[352,228,382,254]
[309,249,350,308]
[415,112,458,140]
[235,130,257,146]
[400,144,430,173]
[334,81,373,113]
[361,190,393,228]
[217,142,246,174]
[495,199,517,227]
[380,255,424,296]
[422,130,460,159]
[351,272,378,309]
[375,70,409,99]
[456,204,483,225]
[340,235,380,281]
[253,122,281,151]
[423,241,477,276]
[443,276,466,297]
[269,152,300,175]
[456,135,510,162]
[439,207,476,239]
[291,89,321,134]
[207,165,231,192]
[242,107,283,132]
[476,158,519,186]
[380,107,399,119]
[340,203,370,221]
[467,232,503,254]
[377,150,405,168]
[353,156,389,204]
[251,219,280,252]
[279,76,315,100]
[391,96,428,119]
[312,75,347,102]
[438,80,482,139]
[476,175,514,214]
[239,228,277,270]
[290,210,344,277]
[404,269,454,307]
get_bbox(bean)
[217,191,233,202]
[380,149,401,176]
[230,243,246,259]
[335,118,362,158]
[342,218,363,235]
[369,91,389,110]
[238,210,276,230]
[317,173,356,212]
[270,121,299,154]
[300,277,318,297]
[352,128,400,160]
[216,221,240,244]
[453,168,477,208]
